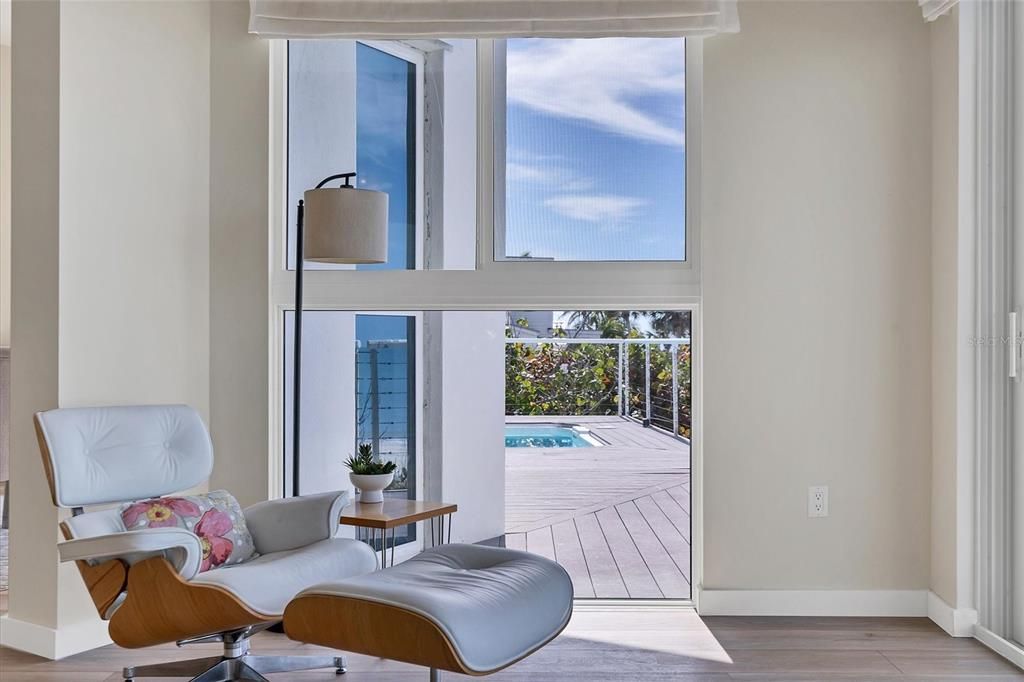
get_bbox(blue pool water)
[505,425,597,448]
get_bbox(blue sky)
[356,43,414,271]
[504,38,686,262]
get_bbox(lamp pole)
[292,172,358,498]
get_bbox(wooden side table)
[339,499,457,568]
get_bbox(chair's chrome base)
[121,626,346,681]
[122,655,346,681]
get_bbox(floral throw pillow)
[120,490,257,572]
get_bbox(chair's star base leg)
[122,654,346,681]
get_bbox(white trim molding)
[927,591,978,638]
[975,626,1024,671]
[0,615,111,660]
[695,588,928,617]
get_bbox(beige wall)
[702,0,933,591]
[58,0,210,415]
[8,0,66,641]
[4,0,211,658]
[929,10,959,609]
[1,44,9,350]
[1,0,9,349]
[208,0,271,507]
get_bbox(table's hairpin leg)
[447,513,452,544]
[389,526,396,567]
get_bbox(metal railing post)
[369,347,381,456]
[671,343,679,437]
[644,342,651,425]
[617,342,625,417]
[623,342,630,417]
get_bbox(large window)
[271,38,701,579]
[497,39,686,262]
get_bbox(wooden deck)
[504,416,691,599]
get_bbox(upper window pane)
[355,44,416,271]
[498,38,686,262]
[287,41,416,270]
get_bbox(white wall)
[4,0,211,658]
[284,311,357,497]
[441,311,506,543]
[442,39,478,270]
[702,0,933,593]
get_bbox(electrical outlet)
[808,485,828,518]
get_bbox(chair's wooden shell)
[107,557,275,648]
[284,593,570,677]
[285,594,475,674]
[41,416,274,649]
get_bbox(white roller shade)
[920,0,958,22]
[249,0,739,38]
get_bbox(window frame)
[476,38,702,280]
[270,38,703,312]
[267,39,704,580]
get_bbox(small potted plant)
[345,443,396,504]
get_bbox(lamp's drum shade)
[303,187,388,264]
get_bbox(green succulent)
[344,442,397,475]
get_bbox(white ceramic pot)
[349,472,393,504]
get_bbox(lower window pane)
[284,311,417,547]
[282,308,691,598]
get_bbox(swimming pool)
[504,424,602,448]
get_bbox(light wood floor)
[505,416,691,599]
[1,608,1021,680]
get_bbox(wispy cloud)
[507,38,685,147]
[507,160,594,191]
[544,195,647,223]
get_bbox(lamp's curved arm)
[315,172,357,189]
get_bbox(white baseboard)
[0,614,111,660]
[696,587,928,616]
[975,626,1024,671]
[926,591,977,637]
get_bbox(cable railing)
[505,336,692,440]
[356,347,413,487]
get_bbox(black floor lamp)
[293,172,388,497]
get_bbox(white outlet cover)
[808,485,828,518]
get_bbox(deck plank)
[594,506,663,598]
[526,526,556,561]
[615,500,690,598]
[551,520,595,598]
[635,495,691,589]
[574,513,629,598]
[651,488,691,542]
[504,532,526,551]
